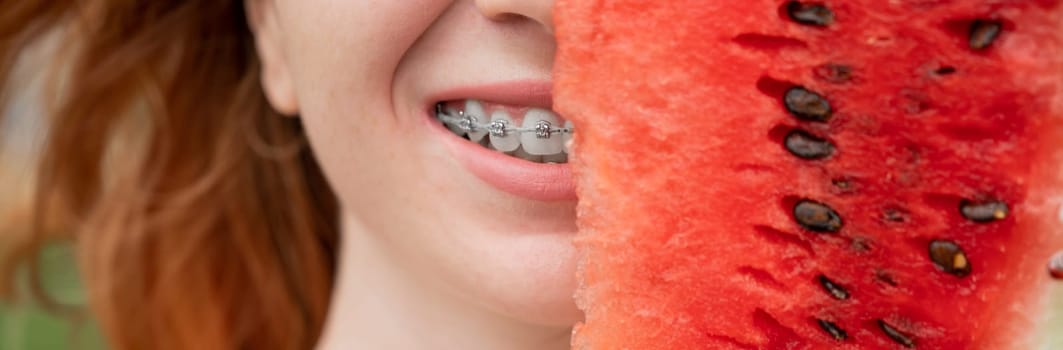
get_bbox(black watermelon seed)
[817,275,850,300]
[793,200,843,233]
[817,319,848,341]
[1049,251,1063,280]
[933,66,957,75]
[878,320,915,348]
[814,63,853,84]
[928,240,971,277]
[968,20,1002,50]
[959,199,1008,223]
[784,129,835,159]
[784,87,833,122]
[786,2,835,27]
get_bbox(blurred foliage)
[0,244,106,350]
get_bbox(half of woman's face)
[250,0,579,326]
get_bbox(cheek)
[275,0,448,121]
[271,0,582,326]
[276,1,480,285]
[274,0,452,198]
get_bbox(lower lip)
[424,110,577,202]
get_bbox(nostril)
[475,0,555,33]
[489,12,525,22]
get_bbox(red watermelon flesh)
[554,0,1063,349]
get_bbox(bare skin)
[246,1,579,349]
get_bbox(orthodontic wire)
[435,106,573,139]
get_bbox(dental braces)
[436,106,574,139]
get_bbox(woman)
[1,1,579,349]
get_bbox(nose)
[475,0,555,33]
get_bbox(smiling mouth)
[434,100,573,164]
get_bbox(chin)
[473,229,583,327]
[410,80,583,326]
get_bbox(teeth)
[488,110,520,152]
[512,145,544,163]
[444,105,466,136]
[520,108,564,155]
[464,100,488,142]
[562,120,574,154]
[436,100,572,164]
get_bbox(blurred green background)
[0,244,106,350]
[0,32,105,350]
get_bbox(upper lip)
[421,79,574,201]
[425,80,553,111]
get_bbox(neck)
[315,214,573,350]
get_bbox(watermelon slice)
[554,1,1063,349]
